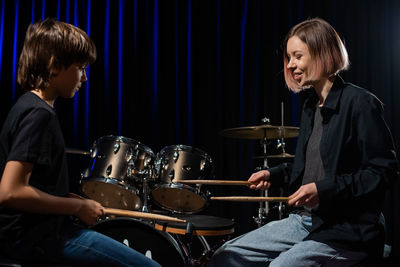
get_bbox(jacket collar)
[322,75,345,112]
[304,75,345,113]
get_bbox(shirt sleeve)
[316,95,398,205]
[266,162,293,187]
[7,107,53,166]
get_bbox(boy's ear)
[48,56,61,77]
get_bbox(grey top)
[303,106,325,185]
[301,106,325,215]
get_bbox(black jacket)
[268,76,398,253]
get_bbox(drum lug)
[168,169,175,179]
[173,151,179,162]
[200,159,206,171]
[113,142,120,154]
[106,165,112,176]
[81,168,90,180]
[183,165,192,172]
[126,152,133,163]
[127,165,134,177]
[129,149,138,163]
[90,147,95,158]
[144,156,152,167]
[206,190,212,197]
[163,159,169,170]
[195,186,202,194]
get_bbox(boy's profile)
[0,18,160,266]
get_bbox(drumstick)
[210,196,290,202]
[172,179,251,186]
[103,208,187,223]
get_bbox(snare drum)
[151,145,214,213]
[81,135,154,210]
[91,218,209,267]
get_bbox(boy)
[0,18,160,266]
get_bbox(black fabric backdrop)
[0,0,399,263]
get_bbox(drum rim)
[151,184,208,214]
[94,135,155,156]
[80,177,143,209]
[80,176,139,191]
[157,144,213,162]
[154,214,235,236]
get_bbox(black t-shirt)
[0,92,70,244]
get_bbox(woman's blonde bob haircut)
[17,18,96,91]
[283,18,349,92]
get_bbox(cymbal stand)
[253,117,270,227]
[277,102,286,220]
[279,102,287,155]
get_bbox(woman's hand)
[288,183,319,208]
[248,170,271,190]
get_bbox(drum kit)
[68,117,298,266]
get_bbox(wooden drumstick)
[210,196,290,202]
[103,208,187,223]
[172,179,252,186]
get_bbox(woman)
[210,18,398,267]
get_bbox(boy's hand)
[74,199,105,226]
[69,192,84,199]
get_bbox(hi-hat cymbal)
[65,148,91,155]
[220,125,299,140]
[254,152,295,159]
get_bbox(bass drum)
[91,218,209,267]
[152,145,214,213]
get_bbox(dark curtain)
[0,0,399,263]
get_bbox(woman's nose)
[287,59,295,69]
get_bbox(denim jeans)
[3,221,161,267]
[209,214,367,267]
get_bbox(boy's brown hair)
[17,18,96,90]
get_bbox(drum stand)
[141,171,152,213]
[275,138,286,220]
[253,118,270,228]
[275,102,288,220]
[253,113,288,227]
[173,224,211,266]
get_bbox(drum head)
[81,179,142,210]
[151,185,207,213]
[91,218,185,267]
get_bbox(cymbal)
[65,148,91,155]
[220,125,299,140]
[254,152,295,159]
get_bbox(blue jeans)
[3,221,161,267]
[209,214,367,267]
